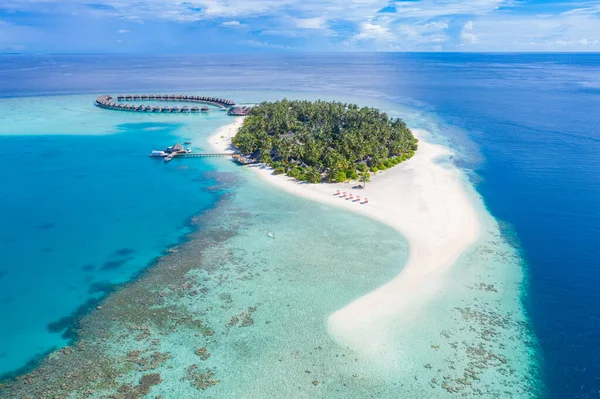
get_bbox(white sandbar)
[208,118,480,357]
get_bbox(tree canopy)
[233,99,418,183]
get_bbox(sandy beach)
[208,118,480,357]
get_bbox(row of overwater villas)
[116,94,234,107]
[95,95,211,113]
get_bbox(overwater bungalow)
[118,104,126,109]
[141,95,148,100]
[201,106,209,112]
[170,106,180,113]
[149,94,156,99]
[125,95,133,100]
[181,106,190,113]
[136,105,144,111]
[161,107,170,113]
[153,107,161,112]
[146,106,154,112]
[117,95,124,101]
[133,94,141,100]
[191,106,200,113]
[169,95,177,100]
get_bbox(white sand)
[206,117,245,153]
[208,119,480,358]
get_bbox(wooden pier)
[178,153,239,158]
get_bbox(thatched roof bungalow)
[191,106,200,113]
[201,106,209,112]
[170,106,180,113]
[181,106,190,112]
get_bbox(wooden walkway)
[179,153,239,157]
[163,152,239,162]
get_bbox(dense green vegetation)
[233,99,418,184]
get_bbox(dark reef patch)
[101,258,131,271]
[47,297,103,340]
[81,264,95,272]
[88,281,117,295]
[113,248,136,257]
[36,222,56,230]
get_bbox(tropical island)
[232,99,418,184]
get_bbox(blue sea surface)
[1,53,599,398]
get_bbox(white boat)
[150,150,168,157]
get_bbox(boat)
[150,150,168,157]
[184,141,192,145]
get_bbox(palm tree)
[359,171,371,188]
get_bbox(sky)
[1,0,600,52]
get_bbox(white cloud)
[457,14,600,51]
[460,21,479,44]
[221,20,243,27]
[245,39,294,49]
[354,21,393,41]
[293,17,327,29]
[117,29,129,33]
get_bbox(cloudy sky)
[1,0,600,52]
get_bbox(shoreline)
[207,118,481,356]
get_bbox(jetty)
[150,143,242,163]
[95,94,250,116]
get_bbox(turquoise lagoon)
[0,92,540,397]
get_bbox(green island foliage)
[233,99,418,183]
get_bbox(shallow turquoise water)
[0,94,233,375]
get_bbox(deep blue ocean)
[1,53,599,398]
